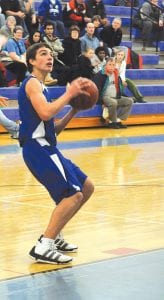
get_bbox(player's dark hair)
[26,42,52,72]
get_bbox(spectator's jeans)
[0,109,19,134]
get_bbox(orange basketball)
[70,79,99,110]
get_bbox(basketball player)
[18,43,94,264]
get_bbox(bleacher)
[0,0,164,132]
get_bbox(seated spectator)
[114,49,146,103]
[92,15,102,39]
[84,47,102,73]
[71,51,94,80]
[43,21,70,85]
[0,33,9,87]
[93,57,133,129]
[132,0,164,50]
[95,46,108,68]
[18,0,39,35]
[0,16,17,38]
[3,26,27,86]
[0,96,19,139]
[115,0,139,6]
[80,22,101,52]
[100,17,122,55]
[0,5,6,28]
[61,25,81,66]
[38,0,65,39]
[63,0,91,32]
[86,0,108,27]
[1,0,27,36]
[43,21,64,58]
[25,30,43,48]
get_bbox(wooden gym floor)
[0,124,164,299]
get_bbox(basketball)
[70,79,99,110]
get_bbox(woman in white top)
[114,49,146,103]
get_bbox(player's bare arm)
[26,77,91,121]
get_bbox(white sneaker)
[54,233,78,252]
[29,237,73,264]
[102,107,109,120]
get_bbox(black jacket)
[61,37,81,66]
[86,0,106,19]
[100,25,122,48]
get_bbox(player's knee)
[74,191,84,205]
[82,179,94,202]
[88,181,94,196]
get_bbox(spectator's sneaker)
[54,233,78,253]
[29,237,73,264]
[117,122,127,128]
[11,131,19,139]
[108,122,120,129]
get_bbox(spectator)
[0,96,19,139]
[114,49,146,103]
[80,22,101,52]
[93,57,133,129]
[92,15,102,39]
[4,26,27,86]
[86,0,108,27]
[61,25,81,66]
[25,30,43,48]
[84,47,102,73]
[38,0,65,39]
[63,0,91,32]
[18,0,39,35]
[0,4,6,28]
[132,0,164,50]
[100,17,122,55]
[1,0,27,35]
[0,32,9,87]
[71,52,94,80]
[95,46,108,68]
[0,16,17,38]
[43,21,70,85]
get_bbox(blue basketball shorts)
[22,139,87,204]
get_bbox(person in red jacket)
[63,0,91,32]
[93,57,133,129]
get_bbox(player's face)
[31,47,54,72]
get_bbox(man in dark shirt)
[1,0,25,26]
[100,17,122,53]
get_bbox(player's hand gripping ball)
[70,79,99,110]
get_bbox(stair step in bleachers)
[125,84,164,97]
[2,102,164,129]
[141,54,159,65]
[120,40,132,48]
[105,6,131,16]
[126,69,164,80]
[159,41,164,51]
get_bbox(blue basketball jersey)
[18,75,57,146]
